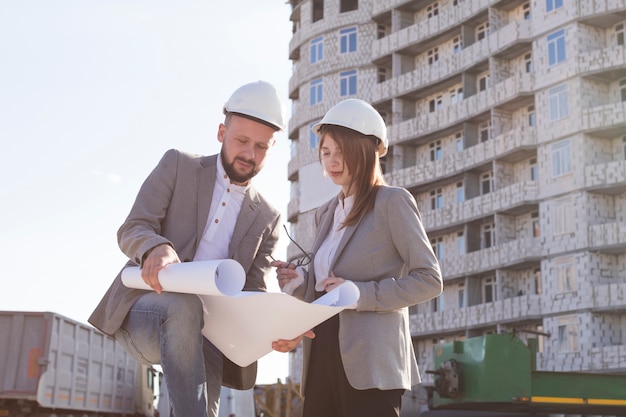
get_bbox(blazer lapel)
[196,155,218,250]
[229,187,260,257]
[329,217,361,271]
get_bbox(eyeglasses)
[282,225,312,267]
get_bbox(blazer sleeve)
[117,149,179,265]
[353,188,443,312]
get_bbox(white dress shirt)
[193,157,249,261]
[313,194,353,291]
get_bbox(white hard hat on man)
[312,98,388,157]
[224,80,288,131]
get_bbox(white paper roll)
[121,259,245,296]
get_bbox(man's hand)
[271,330,315,353]
[141,244,180,294]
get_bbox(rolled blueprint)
[121,259,245,296]
[121,258,361,367]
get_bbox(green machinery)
[428,334,626,415]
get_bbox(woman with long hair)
[271,99,442,417]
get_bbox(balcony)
[371,0,494,61]
[578,45,626,82]
[585,160,626,194]
[410,293,542,336]
[372,19,532,104]
[582,101,626,139]
[588,221,626,253]
[387,73,534,146]
[593,282,626,311]
[386,126,538,189]
[438,237,542,279]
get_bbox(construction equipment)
[428,333,626,415]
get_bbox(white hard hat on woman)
[312,98,388,156]
[224,80,287,131]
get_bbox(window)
[529,157,538,181]
[430,140,442,161]
[429,96,443,113]
[377,67,387,83]
[483,277,496,302]
[431,236,444,260]
[312,0,324,22]
[457,231,465,255]
[479,120,491,142]
[547,29,566,66]
[427,2,439,18]
[340,0,358,13]
[620,78,626,102]
[480,171,493,195]
[339,70,357,96]
[456,181,464,203]
[309,123,319,149]
[534,269,542,294]
[482,223,495,248]
[430,237,443,261]
[455,132,464,152]
[549,84,569,121]
[450,87,463,104]
[476,22,489,40]
[478,73,489,92]
[377,24,387,39]
[310,36,323,64]
[523,2,531,20]
[340,27,357,53]
[531,211,540,237]
[557,322,579,352]
[623,136,626,159]
[556,259,576,292]
[524,53,533,73]
[616,23,625,46]
[528,104,536,127]
[458,283,466,308]
[546,0,563,12]
[553,199,573,235]
[551,139,572,177]
[453,36,462,54]
[310,78,323,105]
[427,47,439,65]
[431,295,444,312]
[430,188,443,210]
[453,0,465,5]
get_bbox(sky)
[0,0,295,384]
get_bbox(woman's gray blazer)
[293,185,442,392]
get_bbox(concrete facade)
[285,0,626,411]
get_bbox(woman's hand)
[272,330,316,353]
[270,260,299,289]
[321,271,345,292]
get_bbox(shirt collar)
[217,155,250,194]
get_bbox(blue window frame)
[339,70,357,96]
[309,123,319,149]
[546,0,563,12]
[340,27,357,53]
[549,84,568,121]
[547,29,566,66]
[310,36,323,64]
[310,78,323,105]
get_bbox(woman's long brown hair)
[318,125,387,228]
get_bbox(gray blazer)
[89,149,281,389]
[294,186,442,392]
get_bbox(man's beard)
[221,151,259,184]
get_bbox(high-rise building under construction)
[284,0,626,413]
